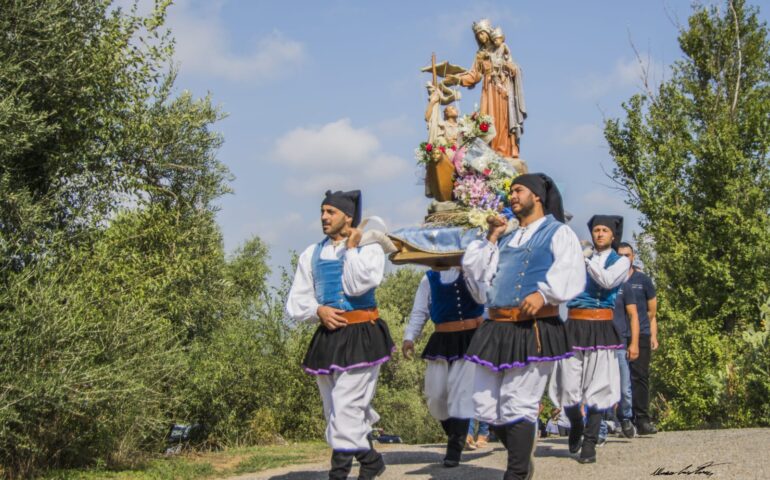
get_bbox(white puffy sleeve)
[342,243,385,296]
[404,275,431,342]
[537,225,586,304]
[461,239,499,304]
[286,245,320,323]
[586,254,630,290]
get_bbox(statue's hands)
[317,305,348,330]
[486,215,507,243]
[402,340,415,360]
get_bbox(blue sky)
[130,0,766,276]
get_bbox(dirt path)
[227,428,770,479]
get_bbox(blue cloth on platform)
[389,226,486,254]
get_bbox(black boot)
[443,418,469,467]
[564,405,584,455]
[355,448,385,479]
[578,410,602,464]
[329,450,354,480]
[502,421,537,480]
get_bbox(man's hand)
[627,343,640,361]
[317,305,348,331]
[402,340,415,360]
[343,227,363,250]
[520,292,545,317]
[486,215,507,243]
[651,336,659,350]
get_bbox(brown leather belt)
[568,308,613,321]
[488,305,559,322]
[487,305,559,354]
[340,308,380,324]
[434,317,483,333]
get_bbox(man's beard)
[514,199,535,219]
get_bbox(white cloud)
[272,119,409,197]
[576,56,665,100]
[167,0,305,82]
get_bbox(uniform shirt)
[462,215,585,307]
[286,241,385,323]
[628,269,656,335]
[612,280,638,340]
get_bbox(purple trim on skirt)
[572,344,625,351]
[464,351,574,372]
[302,347,396,376]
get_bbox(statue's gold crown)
[472,18,492,34]
[491,27,505,40]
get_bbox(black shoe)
[636,420,658,435]
[621,419,636,438]
[329,451,354,480]
[564,406,584,454]
[355,449,385,479]
[578,410,601,464]
[442,418,469,466]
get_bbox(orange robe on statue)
[458,54,519,158]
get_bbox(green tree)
[604,0,770,428]
[0,0,228,272]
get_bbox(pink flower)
[439,146,446,153]
[483,168,492,176]
[479,122,490,133]
[425,143,433,152]
[450,144,457,151]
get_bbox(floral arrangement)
[416,109,520,231]
[413,139,458,166]
[458,112,496,143]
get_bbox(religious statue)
[444,19,527,159]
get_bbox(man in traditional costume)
[548,215,631,464]
[462,173,585,480]
[402,266,483,467]
[286,190,393,480]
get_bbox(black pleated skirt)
[421,328,478,362]
[464,316,573,371]
[302,319,395,375]
[565,319,624,351]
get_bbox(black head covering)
[322,190,362,227]
[587,215,624,250]
[511,173,565,222]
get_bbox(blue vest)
[567,249,622,309]
[311,238,377,311]
[487,215,563,308]
[427,271,484,324]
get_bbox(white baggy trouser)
[471,362,554,425]
[423,359,476,420]
[316,365,381,451]
[548,350,620,411]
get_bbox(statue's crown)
[491,27,505,40]
[472,18,492,34]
